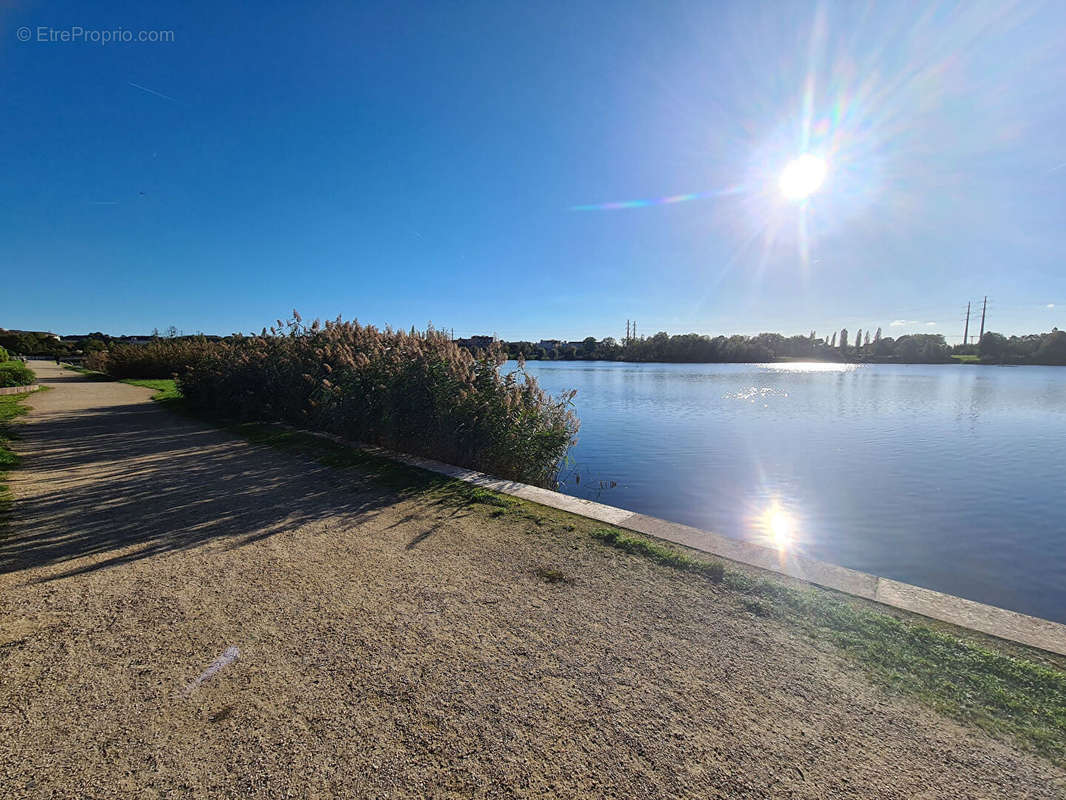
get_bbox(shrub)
[179,314,579,487]
[0,345,7,363]
[87,337,216,379]
[0,361,36,388]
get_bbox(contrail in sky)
[127,81,176,102]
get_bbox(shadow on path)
[2,390,397,580]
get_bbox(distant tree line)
[7,323,1066,367]
[0,327,223,359]
[0,329,68,357]
[497,327,1066,365]
[500,328,964,364]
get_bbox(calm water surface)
[512,361,1066,623]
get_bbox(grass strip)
[119,378,183,405]
[589,527,1066,762]
[0,389,40,525]
[591,528,726,582]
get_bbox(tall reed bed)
[86,337,217,379]
[179,314,579,487]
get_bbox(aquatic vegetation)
[179,314,579,488]
[86,337,217,379]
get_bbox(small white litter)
[181,646,240,696]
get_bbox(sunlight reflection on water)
[724,387,790,402]
[758,361,860,373]
[754,501,797,551]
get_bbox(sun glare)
[761,503,796,550]
[779,154,827,201]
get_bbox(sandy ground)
[1,362,1064,799]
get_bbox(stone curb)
[0,384,40,396]
[281,426,1066,656]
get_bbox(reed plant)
[86,337,216,379]
[179,314,579,487]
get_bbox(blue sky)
[2,1,1065,341]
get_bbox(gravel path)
[1,363,1063,798]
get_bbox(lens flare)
[568,184,745,212]
[779,154,827,200]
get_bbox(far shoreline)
[504,356,1065,367]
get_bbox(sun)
[779,153,827,201]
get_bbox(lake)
[511,360,1066,623]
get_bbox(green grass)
[951,354,981,363]
[589,526,1066,762]
[591,528,725,582]
[120,378,181,403]
[0,389,40,525]
[534,567,572,584]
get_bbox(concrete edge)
[282,426,1066,657]
[0,384,40,396]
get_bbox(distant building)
[537,339,563,352]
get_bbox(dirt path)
[1,363,1063,798]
